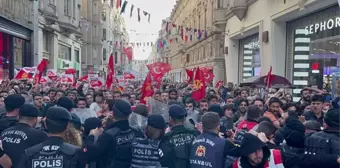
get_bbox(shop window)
[58,44,71,60]
[287,5,340,100]
[239,34,260,82]
[13,37,23,68]
[0,32,11,79]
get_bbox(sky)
[123,0,176,60]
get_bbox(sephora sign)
[304,17,340,35]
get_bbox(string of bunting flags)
[104,40,155,48]
[113,0,151,23]
[156,20,209,50]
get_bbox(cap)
[169,104,187,119]
[324,108,340,128]
[4,94,25,110]
[57,97,74,111]
[46,106,72,122]
[71,113,82,130]
[113,100,132,117]
[84,117,102,135]
[208,104,223,117]
[19,104,39,117]
[148,114,166,129]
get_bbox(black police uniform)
[85,100,144,168]
[1,104,48,168]
[159,105,200,168]
[130,114,166,168]
[18,106,86,168]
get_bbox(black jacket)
[0,113,18,134]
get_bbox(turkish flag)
[34,59,49,85]
[191,67,206,102]
[90,79,104,88]
[186,69,194,84]
[65,68,76,74]
[124,72,135,79]
[40,76,48,84]
[106,53,114,89]
[140,72,154,104]
[147,62,171,76]
[203,71,214,84]
[47,69,57,80]
[123,47,133,61]
[215,80,224,88]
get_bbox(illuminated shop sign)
[304,17,340,35]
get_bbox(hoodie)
[0,113,18,134]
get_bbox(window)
[73,0,76,18]
[239,35,260,82]
[198,15,201,30]
[102,9,106,21]
[218,0,224,8]
[93,48,97,58]
[186,54,190,63]
[64,0,70,15]
[43,31,48,52]
[74,49,79,62]
[103,48,107,61]
[114,52,118,64]
[204,9,207,30]
[93,3,97,14]
[103,29,106,40]
[93,26,97,36]
[58,44,71,60]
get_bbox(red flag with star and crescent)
[146,62,171,88]
[106,53,114,89]
[186,69,194,84]
[191,67,206,102]
[140,72,154,104]
[34,59,49,85]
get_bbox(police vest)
[105,126,139,168]
[232,149,284,168]
[25,142,79,168]
[131,137,162,168]
[189,132,226,168]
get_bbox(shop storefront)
[239,34,261,82]
[57,43,80,76]
[286,5,340,100]
[0,17,32,79]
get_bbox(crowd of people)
[0,79,339,168]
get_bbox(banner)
[89,75,104,88]
[47,69,58,80]
[60,74,74,84]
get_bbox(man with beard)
[298,88,311,105]
[263,97,283,128]
[197,99,209,122]
[1,104,48,167]
[233,99,248,125]
[233,133,284,168]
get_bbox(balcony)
[38,0,58,23]
[213,8,229,30]
[58,15,79,35]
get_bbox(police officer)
[0,94,25,133]
[189,112,239,168]
[18,106,86,168]
[1,104,48,168]
[159,104,199,168]
[131,114,165,168]
[85,100,144,168]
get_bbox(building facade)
[80,0,128,76]
[0,0,34,79]
[37,0,83,76]
[167,0,227,85]
[224,0,340,101]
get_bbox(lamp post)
[32,0,39,65]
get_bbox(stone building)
[167,0,227,85]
